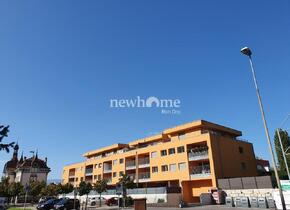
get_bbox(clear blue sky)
[0,1,290,179]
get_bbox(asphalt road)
[90,205,269,210]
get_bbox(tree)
[78,181,92,210]
[29,181,46,199]
[60,183,74,195]
[0,125,15,153]
[41,184,58,197]
[93,179,108,207]
[0,177,10,197]
[118,173,136,207]
[8,182,23,205]
[274,129,290,179]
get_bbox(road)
[90,205,269,210]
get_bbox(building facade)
[3,144,51,186]
[62,120,258,203]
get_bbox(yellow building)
[62,120,258,203]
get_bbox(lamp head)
[241,47,252,56]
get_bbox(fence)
[218,176,273,190]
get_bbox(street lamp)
[277,114,290,180]
[241,47,286,210]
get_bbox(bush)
[157,198,165,203]
[125,196,133,206]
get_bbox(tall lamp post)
[277,114,290,180]
[241,47,286,210]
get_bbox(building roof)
[17,155,50,169]
[82,119,242,158]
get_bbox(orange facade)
[62,120,258,203]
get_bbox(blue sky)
[0,1,290,179]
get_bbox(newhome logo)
[110,96,181,114]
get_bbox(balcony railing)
[138,157,150,168]
[103,167,112,173]
[126,160,136,170]
[190,165,211,179]
[69,173,75,178]
[138,172,150,182]
[188,149,209,161]
[85,168,93,175]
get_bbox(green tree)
[8,182,23,205]
[93,179,108,207]
[29,181,46,199]
[0,125,15,153]
[118,173,136,207]
[0,177,10,197]
[78,182,92,210]
[61,183,74,195]
[41,183,58,197]
[274,129,290,179]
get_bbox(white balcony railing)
[126,160,136,170]
[138,172,150,182]
[138,157,150,168]
[190,165,211,179]
[188,149,209,161]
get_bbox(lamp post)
[277,114,290,180]
[241,47,286,210]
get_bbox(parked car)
[105,197,119,206]
[39,197,56,204]
[0,197,8,210]
[54,198,80,210]
[89,197,106,206]
[37,198,61,210]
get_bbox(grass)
[8,208,32,210]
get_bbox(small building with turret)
[3,144,51,186]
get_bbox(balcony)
[85,168,93,175]
[138,157,150,168]
[103,167,112,173]
[138,172,150,182]
[188,146,209,161]
[190,165,211,179]
[126,160,136,170]
[103,163,112,173]
[68,173,75,178]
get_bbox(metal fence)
[218,176,273,189]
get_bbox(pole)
[247,55,286,210]
[277,129,290,179]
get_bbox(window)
[241,162,246,170]
[178,162,186,171]
[119,158,124,164]
[168,148,175,155]
[177,146,185,153]
[161,165,168,172]
[80,177,84,182]
[161,150,167,156]
[119,171,124,176]
[178,133,186,140]
[76,178,78,182]
[113,172,117,177]
[113,159,118,165]
[98,163,102,168]
[169,164,176,172]
[239,146,244,154]
[152,166,158,173]
[97,174,101,180]
[94,175,97,180]
[151,151,158,158]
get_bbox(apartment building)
[62,120,258,203]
